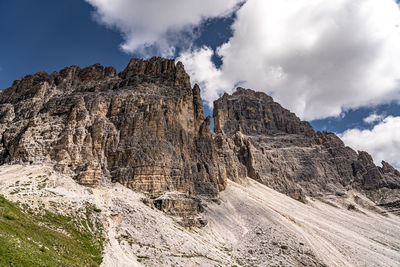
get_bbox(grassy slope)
[0,195,104,267]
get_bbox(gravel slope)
[209,180,400,266]
[0,164,399,266]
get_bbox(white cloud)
[178,47,227,106]
[179,0,400,120]
[85,0,243,56]
[363,113,384,124]
[339,116,400,168]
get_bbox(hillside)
[0,57,400,266]
[1,164,400,266]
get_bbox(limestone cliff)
[0,57,225,224]
[213,88,400,201]
[1,57,399,218]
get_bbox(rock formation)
[214,88,400,202]
[0,57,225,224]
[1,57,399,220]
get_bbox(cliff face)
[214,88,400,200]
[0,57,226,224]
[1,57,399,218]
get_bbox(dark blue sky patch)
[192,16,236,68]
[0,0,131,89]
[310,102,400,133]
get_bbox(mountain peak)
[119,56,191,88]
[1,57,400,220]
[214,88,314,137]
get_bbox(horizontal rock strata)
[213,88,400,200]
[1,57,399,218]
[0,57,227,223]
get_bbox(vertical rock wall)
[0,58,225,204]
[213,88,400,199]
[1,57,399,217]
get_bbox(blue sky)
[1,0,400,167]
[0,0,233,126]
[0,0,232,121]
[0,0,129,89]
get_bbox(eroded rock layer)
[1,57,399,217]
[213,88,400,200]
[0,58,225,216]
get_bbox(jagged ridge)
[0,57,225,226]
[213,88,400,200]
[1,57,400,219]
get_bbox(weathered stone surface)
[214,87,315,137]
[213,88,400,200]
[119,57,191,89]
[0,57,225,222]
[1,57,399,217]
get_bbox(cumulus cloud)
[179,0,400,120]
[339,116,400,168]
[363,113,385,124]
[178,47,228,106]
[85,0,243,56]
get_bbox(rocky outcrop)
[213,88,400,200]
[214,87,315,137]
[1,57,399,218]
[0,57,226,224]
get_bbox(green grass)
[0,195,104,266]
[93,208,102,213]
